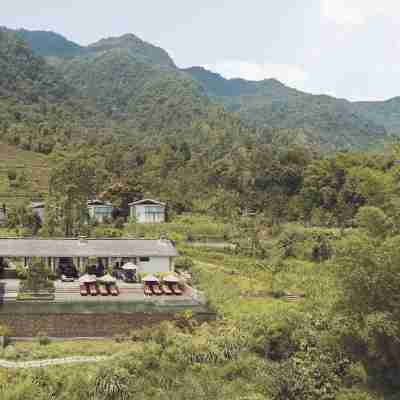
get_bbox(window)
[140,257,150,262]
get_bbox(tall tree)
[46,150,96,236]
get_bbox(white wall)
[131,204,165,223]
[138,256,171,274]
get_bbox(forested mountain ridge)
[2,27,400,151]
[184,66,395,149]
[4,27,85,58]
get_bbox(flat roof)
[0,239,179,258]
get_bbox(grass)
[181,244,339,319]
[124,214,234,242]
[0,339,142,361]
[0,142,49,207]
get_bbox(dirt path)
[0,355,110,369]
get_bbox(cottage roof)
[128,198,166,206]
[0,238,178,258]
[30,202,46,209]
[87,199,112,207]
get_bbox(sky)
[2,0,400,101]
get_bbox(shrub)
[0,324,13,337]
[37,332,51,346]
[93,365,131,400]
[174,256,194,271]
[7,168,17,182]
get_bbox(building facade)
[129,199,166,224]
[88,200,114,223]
[0,238,178,275]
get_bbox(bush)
[174,256,194,271]
[113,217,125,230]
[37,332,51,346]
[15,264,28,280]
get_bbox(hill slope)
[184,66,392,149]
[3,27,400,150]
[0,142,49,206]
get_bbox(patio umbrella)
[143,275,159,283]
[122,262,137,270]
[79,274,97,283]
[163,275,180,284]
[99,273,117,284]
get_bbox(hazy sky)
[2,0,400,101]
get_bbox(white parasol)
[142,275,159,283]
[79,274,97,284]
[122,262,138,270]
[163,275,180,283]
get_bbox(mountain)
[184,66,393,149]
[3,28,85,58]
[3,27,400,151]
[87,33,176,68]
[353,97,400,135]
[51,34,210,132]
[0,29,245,152]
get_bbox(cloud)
[321,0,400,25]
[203,60,308,90]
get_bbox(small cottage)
[129,199,166,224]
[87,200,113,223]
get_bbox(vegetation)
[0,26,400,400]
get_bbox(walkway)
[0,355,110,369]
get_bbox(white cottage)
[129,199,166,224]
[87,200,114,223]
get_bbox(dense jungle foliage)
[0,27,400,399]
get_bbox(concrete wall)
[138,256,171,274]
[131,204,165,223]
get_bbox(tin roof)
[0,238,178,258]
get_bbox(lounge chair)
[171,284,183,295]
[151,284,164,296]
[144,285,152,296]
[108,283,119,296]
[88,282,98,296]
[162,285,173,295]
[80,284,88,296]
[99,284,109,296]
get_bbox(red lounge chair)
[162,285,173,295]
[171,284,183,295]
[144,285,152,296]
[109,283,119,296]
[151,284,163,296]
[88,282,98,296]
[80,284,88,296]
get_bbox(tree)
[355,206,390,238]
[336,234,400,388]
[47,150,96,236]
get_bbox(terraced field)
[0,142,49,207]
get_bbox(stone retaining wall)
[0,313,177,337]
[0,311,215,337]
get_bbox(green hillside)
[0,142,49,206]
[3,27,400,152]
[10,28,85,58]
[184,66,391,149]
